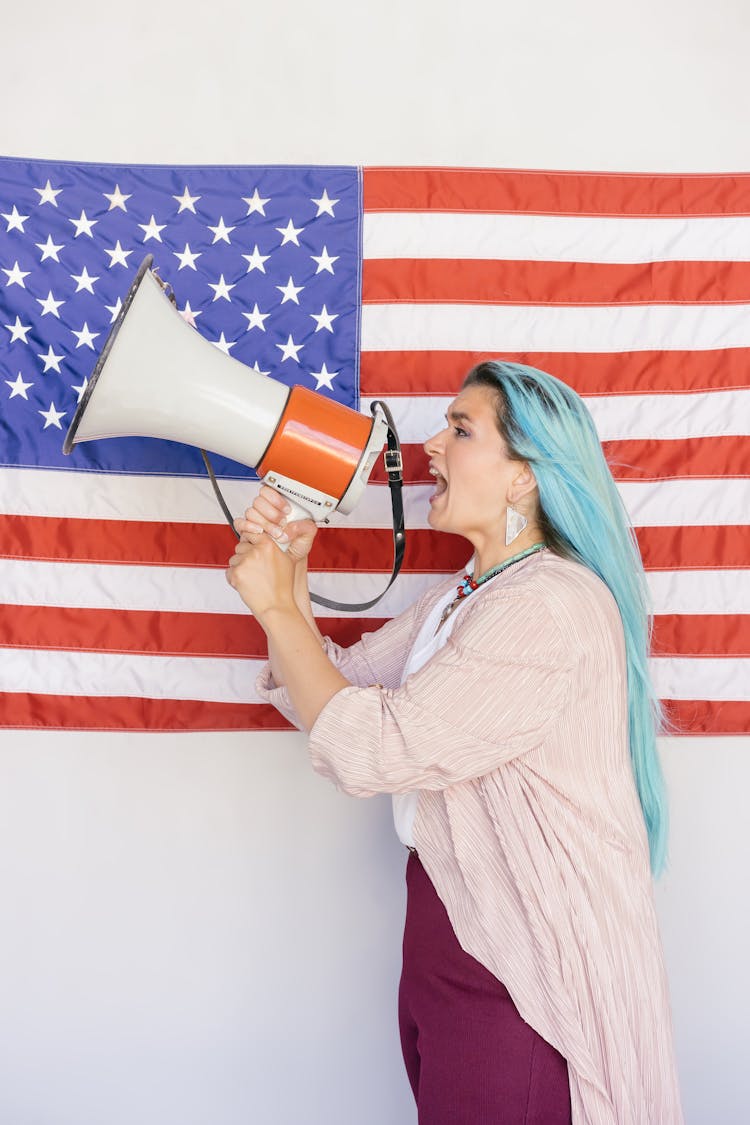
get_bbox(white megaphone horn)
[63,256,405,611]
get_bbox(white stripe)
[0,648,265,705]
[362,390,750,442]
[1,558,747,617]
[363,211,750,264]
[2,469,749,530]
[650,657,750,701]
[361,302,750,353]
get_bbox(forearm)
[261,606,350,731]
[268,558,324,686]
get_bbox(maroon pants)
[398,853,572,1124]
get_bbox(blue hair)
[464,360,668,875]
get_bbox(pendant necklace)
[436,542,546,632]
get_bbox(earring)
[505,504,527,546]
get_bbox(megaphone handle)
[267,491,320,553]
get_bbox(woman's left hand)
[226,529,297,623]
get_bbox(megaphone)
[63,255,405,610]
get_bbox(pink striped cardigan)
[257,550,684,1124]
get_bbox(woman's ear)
[508,463,538,505]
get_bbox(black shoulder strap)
[202,399,405,614]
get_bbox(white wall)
[2,2,749,1122]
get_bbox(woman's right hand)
[234,484,319,564]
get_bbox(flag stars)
[71,266,99,294]
[3,261,31,287]
[242,245,270,273]
[2,205,30,232]
[310,305,338,333]
[71,323,100,350]
[242,303,270,331]
[104,240,133,268]
[311,189,339,217]
[276,335,304,363]
[208,274,236,302]
[309,363,339,391]
[38,345,64,373]
[35,180,62,206]
[5,316,32,343]
[276,218,304,246]
[71,378,89,403]
[311,246,338,274]
[36,235,65,262]
[139,214,167,242]
[105,297,123,323]
[249,359,270,377]
[103,184,131,211]
[173,243,202,270]
[179,300,202,325]
[37,290,65,318]
[243,189,270,216]
[211,332,236,355]
[5,372,33,400]
[39,402,67,430]
[173,186,201,213]
[276,276,304,305]
[208,217,235,243]
[69,210,98,238]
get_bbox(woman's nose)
[423,426,446,456]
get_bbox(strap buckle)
[383,449,403,476]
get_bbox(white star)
[103,184,131,211]
[242,303,270,331]
[71,322,100,349]
[105,297,123,323]
[138,214,166,242]
[311,246,339,274]
[5,316,32,343]
[71,377,89,403]
[38,346,64,373]
[2,205,29,232]
[69,210,98,238]
[179,300,202,325]
[249,359,270,376]
[241,244,270,273]
[36,290,65,318]
[71,266,99,294]
[310,305,338,333]
[35,180,62,206]
[242,189,270,216]
[208,216,235,243]
[173,243,201,270]
[276,334,303,363]
[309,362,339,391]
[39,401,67,429]
[211,332,236,355]
[311,189,339,217]
[5,372,33,399]
[276,276,304,305]
[276,218,304,246]
[104,240,132,268]
[3,261,30,287]
[173,186,200,213]
[208,274,236,302]
[36,234,64,262]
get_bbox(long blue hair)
[464,360,668,874]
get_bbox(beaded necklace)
[436,542,546,632]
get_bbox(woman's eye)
[453,426,468,438]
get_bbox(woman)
[227,361,684,1124]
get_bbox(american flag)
[1,158,748,734]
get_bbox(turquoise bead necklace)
[437,541,546,631]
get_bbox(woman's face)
[423,383,532,549]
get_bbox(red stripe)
[368,437,750,485]
[360,348,750,397]
[1,515,747,571]
[652,615,750,657]
[363,259,750,307]
[363,168,750,217]
[1,691,745,734]
[663,699,750,735]
[0,604,386,658]
[0,693,294,731]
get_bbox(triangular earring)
[505,504,528,546]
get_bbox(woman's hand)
[226,528,298,621]
[234,484,318,564]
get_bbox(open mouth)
[429,466,448,501]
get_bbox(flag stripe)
[652,614,750,657]
[0,694,293,731]
[662,699,750,735]
[363,167,750,217]
[363,259,750,306]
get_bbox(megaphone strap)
[202,398,406,614]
